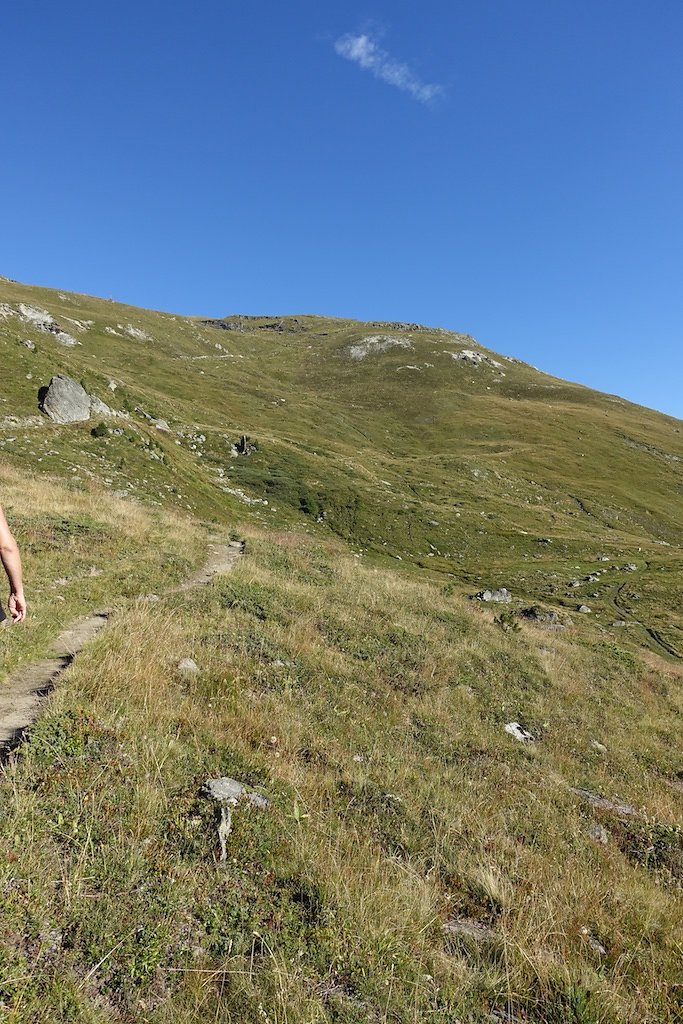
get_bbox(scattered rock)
[348,335,413,360]
[580,927,607,956]
[587,823,609,845]
[622,563,637,572]
[570,787,637,817]
[203,776,270,809]
[203,776,271,861]
[578,605,592,614]
[199,317,243,332]
[125,325,150,341]
[40,375,91,423]
[50,330,77,347]
[153,418,171,432]
[443,919,496,941]
[18,303,58,331]
[504,721,535,743]
[90,396,115,417]
[177,658,200,675]
[235,434,257,455]
[20,339,36,351]
[16,304,78,346]
[475,588,512,603]
[450,349,504,370]
[519,605,572,628]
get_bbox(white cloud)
[334,32,442,104]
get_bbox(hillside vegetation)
[0,278,682,1023]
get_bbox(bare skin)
[0,506,26,623]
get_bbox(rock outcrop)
[17,304,78,347]
[40,375,91,423]
[39,376,115,424]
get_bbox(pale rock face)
[450,349,504,370]
[348,335,413,360]
[18,303,58,330]
[15,304,77,346]
[125,325,150,341]
[52,330,78,347]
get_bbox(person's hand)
[9,590,26,623]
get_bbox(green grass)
[1,279,682,1022]
[2,277,681,662]
[1,527,682,1022]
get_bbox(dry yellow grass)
[0,511,681,1022]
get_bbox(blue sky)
[2,1,682,418]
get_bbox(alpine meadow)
[0,276,681,1024]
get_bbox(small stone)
[203,776,270,810]
[587,823,609,845]
[443,919,496,941]
[21,339,36,350]
[570,787,637,816]
[177,657,200,674]
[578,605,592,614]
[504,721,535,743]
[580,927,607,956]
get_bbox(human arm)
[0,506,26,623]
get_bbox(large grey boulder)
[41,375,91,424]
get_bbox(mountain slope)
[1,277,682,1023]
[1,276,681,660]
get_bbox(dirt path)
[0,539,244,753]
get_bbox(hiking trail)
[0,539,244,753]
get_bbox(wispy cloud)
[334,32,442,104]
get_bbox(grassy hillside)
[1,276,681,660]
[1,278,682,1022]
